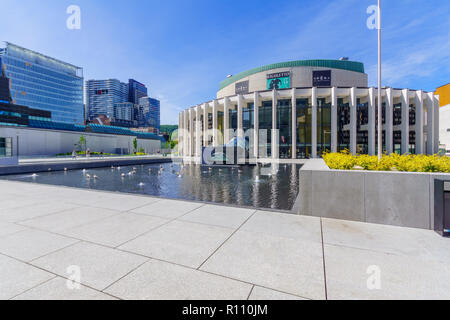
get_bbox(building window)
[356,99,368,154]
[0,137,12,157]
[277,99,291,159]
[228,108,237,130]
[243,103,254,132]
[337,98,350,152]
[393,131,402,154]
[296,98,311,159]
[393,103,402,125]
[317,98,331,156]
[259,101,272,158]
[409,131,416,154]
[409,104,416,125]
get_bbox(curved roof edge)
[219,59,365,90]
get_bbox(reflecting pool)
[1,162,301,210]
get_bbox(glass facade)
[259,101,272,157]
[183,87,432,159]
[110,102,136,128]
[0,42,83,124]
[317,98,331,156]
[277,99,291,159]
[228,107,237,136]
[356,99,368,154]
[0,137,12,157]
[393,102,402,154]
[409,103,416,154]
[138,97,161,131]
[86,79,128,121]
[337,98,350,152]
[128,79,148,104]
[243,103,254,132]
[0,101,52,126]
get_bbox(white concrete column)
[331,87,338,153]
[183,110,188,157]
[203,103,208,146]
[272,89,279,159]
[415,90,424,154]
[426,92,434,154]
[237,95,244,140]
[184,110,188,157]
[401,89,410,154]
[386,88,394,154]
[434,93,440,154]
[368,87,376,155]
[291,88,297,159]
[178,112,183,156]
[311,87,317,158]
[195,106,201,157]
[349,87,357,155]
[224,97,230,144]
[212,100,218,146]
[253,92,259,159]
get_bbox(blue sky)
[1,0,448,124]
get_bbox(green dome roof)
[219,59,365,90]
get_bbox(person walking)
[72,149,77,160]
[86,148,91,159]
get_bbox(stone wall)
[299,159,450,229]
[0,126,161,157]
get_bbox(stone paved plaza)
[0,180,449,300]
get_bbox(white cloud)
[367,35,450,87]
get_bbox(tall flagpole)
[377,0,382,160]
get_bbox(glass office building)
[86,78,158,131]
[111,102,137,128]
[138,97,160,131]
[128,79,148,104]
[85,79,129,120]
[0,42,84,124]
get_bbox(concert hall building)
[178,59,439,159]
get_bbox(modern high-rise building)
[0,69,52,126]
[139,96,160,131]
[86,78,159,130]
[0,65,11,103]
[0,42,84,124]
[128,79,148,104]
[85,79,128,120]
[112,102,137,127]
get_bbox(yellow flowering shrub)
[323,152,450,173]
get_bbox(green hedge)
[323,151,450,173]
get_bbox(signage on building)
[312,70,331,87]
[235,80,249,95]
[95,89,109,95]
[267,72,290,90]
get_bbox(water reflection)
[2,163,302,210]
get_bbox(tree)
[133,138,138,154]
[77,135,86,152]
[160,125,178,135]
[169,140,177,149]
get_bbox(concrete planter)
[299,159,450,230]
